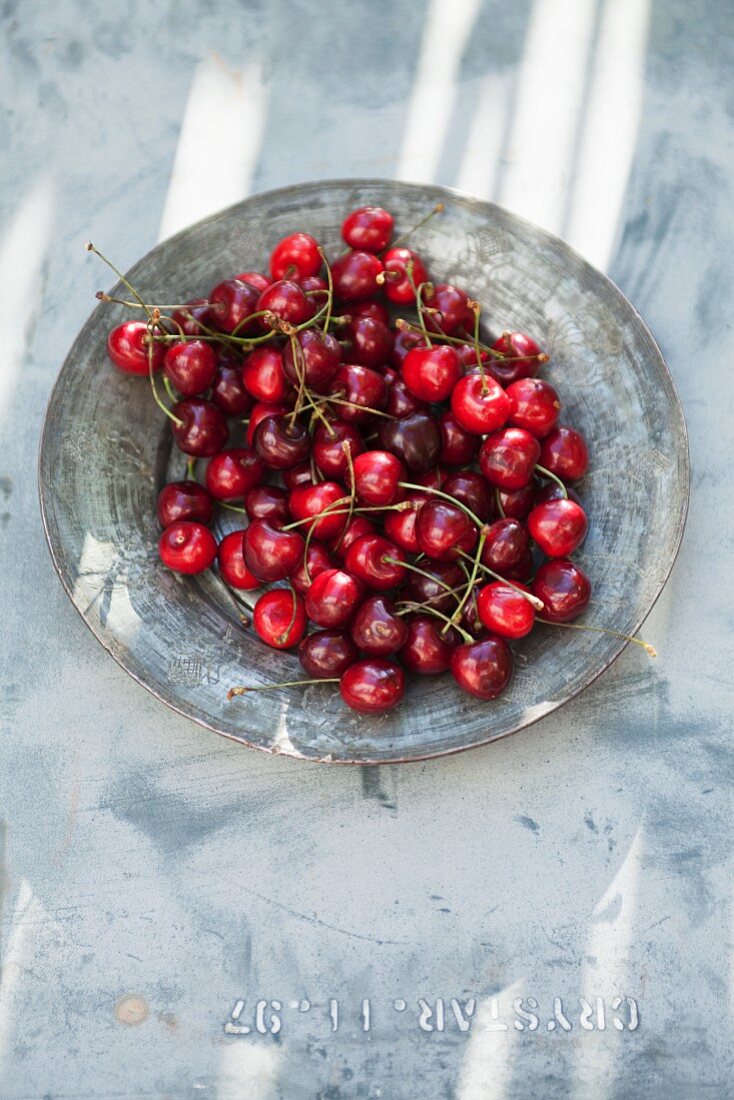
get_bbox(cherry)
[415,499,478,561]
[253,414,310,469]
[244,518,305,582]
[305,568,364,628]
[159,521,217,574]
[299,274,328,294]
[289,481,348,540]
[442,471,494,522]
[456,344,490,369]
[477,581,535,639]
[209,278,260,335]
[298,629,358,678]
[403,560,463,615]
[205,447,264,501]
[415,466,449,493]
[257,280,313,327]
[342,206,394,253]
[171,398,229,457]
[242,346,290,403]
[340,658,404,713]
[163,340,217,396]
[350,299,390,326]
[488,331,544,385]
[352,450,405,506]
[479,427,541,490]
[438,410,480,466]
[246,401,290,448]
[450,373,511,434]
[345,316,393,369]
[290,542,335,596]
[399,615,459,674]
[540,426,589,481]
[527,498,588,557]
[532,559,591,622]
[534,481,582,507]
[506,378,560,439]
[381,247,428,304]
[384,496,423,553]
[402,345,461,403]
[253,588,306,649]
[269,232,321,281]
[481,518,530,576]
[235,271,270,294]
[450,636,513,699]
[282,328,341,391]
[217,530,261,590]
[424,283,473,335]
[331,250,384,302]
[497,480,538,520]
[391,328,425,369]
[350,594,408,656]
[327,515,377,559]
[385,375,428,419]
[312,419,364,479]
[245,484,291,525]
[156,480,213,527]
[211,362,252,416]
[107,321,164,375]
[329,364,387,423]
[170,299,213,338]
[283,460,315,491]
[379,410,441,473]
[344,533,407,590]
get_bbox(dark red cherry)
[331,250,383,302]
[534,481,582,507]
[329,364,387,423]
[270,232,321,281]
[352,450,405,506]
[156,480,214,527]
[451,373,511,435]
[217,530,261,590]
[456,344,491,369]
[442,471,494,522]
[209,278,260,335]
[532,559,591,622]
[403,560,463,616]
[540,427,589,481]
[415,466,449,493]
[290,542,335,596]
[242,346,290,403]
[506,378,560,439]
[298,629,358,678]
[379,410,441,473]
[402,345,461,403]
[424,283,473,335]
[481,518,530,575]
[170,299,213,338]
[350,594,408,656]
[415,499,478,561]
[257,280,313,327]
[305,568,364,628]
[282,460,315,491]
[438,410,480,466]
[385,375,428,419]
[172,398,229,457]
[205,448,264,501]
[340,659,404,713]
[350,299,390,326]
[107,321,164,375]
[163,340,217,396]
[450,636,513,699]
[211,362,252,416]
[399,615,459,674]
[391,328,425,370]
[245,484,291,525]
[312,419,364,479]
[488,331,544,385]
[344,534,406,590]
[253,588,306,649]
[244,518,305,582]
[477,581,535,639]
[299,274,328,294]
[253,415,310,469]
[528,498,588,557]
[289,481,349,541]
[246,401,290,448]
[235,271,270,294]
[498,480,538,520]
[479,427,541,490]
[328,515,377,559]
[342,206,394,253]
[345,316,393,369]
[282,328,341,391]
[383,496,423,553]
[159,521,216,574]
[381,248,428,304]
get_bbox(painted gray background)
[0,0,731,1097]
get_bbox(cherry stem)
[147,334,182,426]
[220,502,248,514]
[469,300,488,392]
[405,261,432,345]
[162,374,177,403]
[86,242,153,322]
[228,677,339,699]
[318,247,335,333]
[282,501,408,531]
[397,481,483,531]
[390,202,445,250]
[383,556,457,596]
[535,464,568,498]
[397,601,474,644]
[457,548,544,610]
[275,584,300,646]
[326,395,395,420]
[395,318,503,358]
[495,487,506,518]
[186,456,197,481]
[536,618,657,656]
[445,529,487,631]
[331,441,357,553]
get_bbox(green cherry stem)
[396,601,474,644]
[382,556,458,596]
[535,464,568,498]
[445,529,487,631]
[457,549,544,610]
[390,201,445,250]
[536,618,657,656]
[148,333,182,426]
[186,456,197,481]
[220,502,248,514]
[228,677,339,699]
[86,242,153,322]
[495,487,506,518]
[318,247,335,333]
[397,481,484,531]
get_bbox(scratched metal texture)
[39,180,688,763]
[1,0,733,1098]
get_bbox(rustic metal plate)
[39,180,689,764]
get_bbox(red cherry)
[209,278,260,335]
[289,481,349,540]
[163,340,217,396]
[170,299,213,338]
[327,516,377,559]
[442,471,495,522]
[385,375,428,419]
[477,581,535,639]
[283,460,315,491]
[211,362,252,416]
[341,206,394,252]
[156,481,213,527]
[217,530,261,590]
[298,629,358,678]
[269,232,321,281]
[535,481,582,507]
[489,331,544,385]
[528,498,588,556]
[479,427,541,490]
[450,372,511,434]
[245,401,290,448]
[456,344,490,369]
[391,328,425,369]
[172,398,228,457]
[402,345,461,403]
[329,364,387,423]
[350,299,390,326]
[497,480,538,520]
[438,410,480,466]
[344,534,406,590]
[350,594,408,656]
[290,542,335,596]
[159,521,216,574]
[244,518,305,582]
[242,346,290,403]
[384,497,423,553]
[253,414,310,469]
[235,271,270,294]
[282,328,341,391]
[532,559,591,622]
[253,589,306,649]
[415,466,449,493]
[352,450,405,506]
[450,636,513,699]
[312,420,365,479]
[506,378,560,439]
[205,448,264,501]
[415,499,478,561]
[381,248,428,304]
[481,518,530,576]
[403,560,463,615]
[379,410,441,474]
[399,615,459,674]
[257,280,313,327]
[540,427,589,481]
[107,321,164,375]
[331,251,384,302]
[305,568,364,628]
[245,484,291,525]
[345,316,394,369]
[424,283,473,335]
[340,659,404,713]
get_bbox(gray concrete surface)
[0,0,731,1096]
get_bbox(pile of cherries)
[97,202,598,716]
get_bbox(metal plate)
[38,179,689,764]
